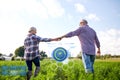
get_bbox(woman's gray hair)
[29,27,37,32]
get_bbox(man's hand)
[97,48,101,56]
[50,35,66,41]
[51,37,62,41]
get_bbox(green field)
[0,59,120,80]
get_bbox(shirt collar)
[28,33,36,36]
[80,25,89,27]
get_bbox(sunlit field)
[0,59,120,80]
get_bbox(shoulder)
[77,26,87,32]
[31,34,40,38]
[32,35,42,41]
[26,34,39,40]
[86,25,95,31]
[88,27,97,35]
[75,27,84,31]
[90,27,96,32]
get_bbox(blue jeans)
[26,57,40,71]
[82,53,95,73]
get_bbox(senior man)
[24,27,59,80]
[58,19,101,73]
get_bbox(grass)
[0,59,120,80]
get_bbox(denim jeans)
[26,57,40,71]
[82,53,95,73]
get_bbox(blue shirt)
[65,25,100,55]
[24,34,51,60]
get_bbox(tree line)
[0,46,120,60]
[0,46,48,60]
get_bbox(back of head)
[81,19,88,24]
[80,19,88,27]
[29,27,37,33]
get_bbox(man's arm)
[95,33,101,56]
[57,28,81,39]
[50,38,61,41]
[37,36,60,42]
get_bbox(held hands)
[51,36,65,41]
[51,37,62,41]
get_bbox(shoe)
[34,67,40,77]
[26,71,32,80]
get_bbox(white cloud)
[85,13,100,21]
[66,0,73,2]
[67,14,73,20]
[98,29,120,55]
[118,14,120,17]
[42,0,65,18]
[0,0,65,19]
[0,0,48,19]
[74,3,86,13]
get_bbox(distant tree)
[14,46,24,57]
[76,52,82,59]
[104,54,111,59]
[96,54,101,59]
[14,46,48,60]
[0,53,2,56]
[113,55,120,58]
[9,53,13,57]
[39,51,48,60]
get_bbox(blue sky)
[0,0,120,56]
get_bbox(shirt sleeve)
[65,27,81,37]
[37,36,51,42]
[95,33,100,48]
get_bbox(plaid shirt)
[24,34,51,60]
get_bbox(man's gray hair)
[82,19,88,24]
